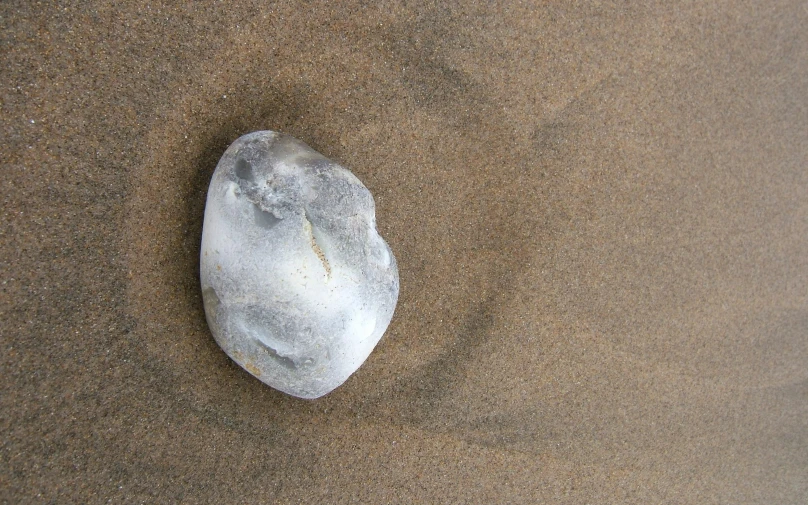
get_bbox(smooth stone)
[200,131,399,399]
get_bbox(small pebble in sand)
[200,131,399,399]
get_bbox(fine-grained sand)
[2,1,807,503]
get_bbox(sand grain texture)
[2,1,807,503]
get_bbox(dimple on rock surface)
[200,131,399,399]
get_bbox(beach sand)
[2,1,807,503]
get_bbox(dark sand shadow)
[123,12,565,439]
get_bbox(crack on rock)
[252,337,316,370]
[303,212,331,279]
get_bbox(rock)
[200,131,399,399]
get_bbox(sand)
[2,1,807,503]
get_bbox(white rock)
[200,131,399,399]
